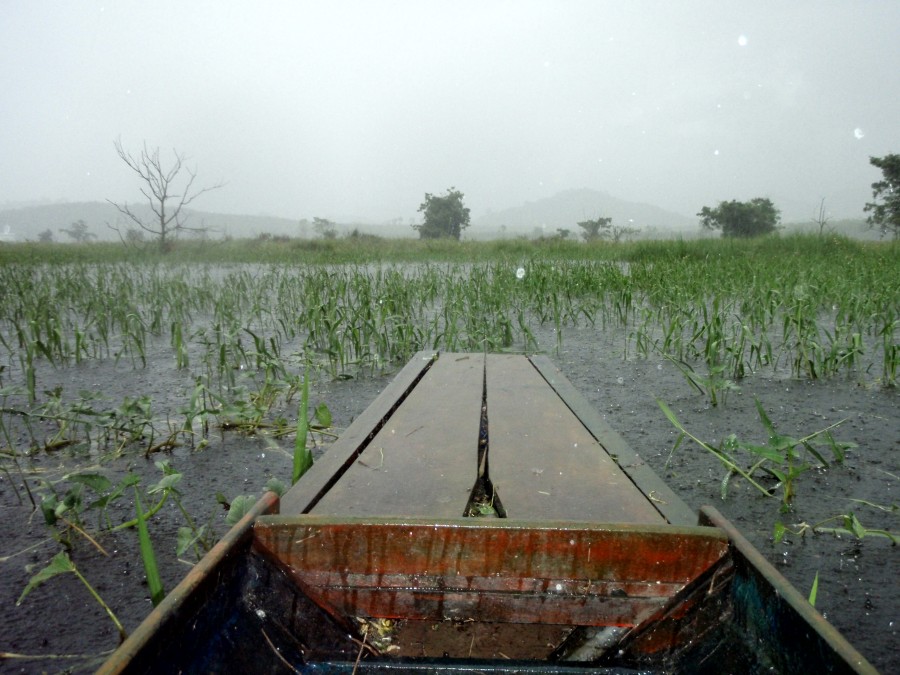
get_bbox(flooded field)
[0,239,897,672]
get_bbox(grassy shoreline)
[2,231,895,265]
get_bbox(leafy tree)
[698,198,780,238]
[413,188,470,240]
[312,217,338,239]
[864,154,900,239]
[108,138,222,252]
[609,222,641,243]
[37,228,54,243]
[576,216,639,243]
[555,228,572,240]
[59,219,96,242]
[577,216,612,242]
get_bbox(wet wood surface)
[485,353,664,523]
[285,351,687,523]
[254,516,729,627]
[308,353,483,517]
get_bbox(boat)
[97,352,878,674]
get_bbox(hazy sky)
[3,1,899,224]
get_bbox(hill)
[471,188,695,238]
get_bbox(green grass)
[0,233,896,516]
[1,231,896,653]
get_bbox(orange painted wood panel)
[253,516,728,627]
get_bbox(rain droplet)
[853,127,865,139]
[737,35,748,47]
[617,377,624,385]
[516,267,525,280]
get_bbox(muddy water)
[0,329,897,673]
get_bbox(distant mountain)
[0,201,306,242]
[472,188,695,236]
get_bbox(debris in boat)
[355,617,400,653]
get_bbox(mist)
[2,1,899,228]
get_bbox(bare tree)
[812,198,831,237]
[107,138,222,251]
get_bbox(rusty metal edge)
[527,354,696,525]
[95,491,280,675]
[700,505,879,675]
[279,350,438,515]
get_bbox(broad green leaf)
[40,495,59,526]
[848,513,867,539]
[17,551,74,605]
[313,402,332,428]
[176,525,208,558]
[63,471,113,494]
[264,477,287,497]
[176,526,195,557]
[225,495,256,526]
[154,460,174,474]
[121,473,141,488]
[147,472,183,494]
[773,521,787,544]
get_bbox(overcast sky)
[2,1,899,224]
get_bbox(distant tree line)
[694,154,899,240]
[34,147,875,248]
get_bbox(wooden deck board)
[486,354,664,523]
[529,355,696,525]
[309,353,484,517]
[280,351,438,514]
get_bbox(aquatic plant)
[658,397,854,507]
[17,551,127,641]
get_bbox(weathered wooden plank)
[529,354,697,525]
[309,353,483,517]
[485,354,665,523]
[253,516,729,627]
[280,350,438,514]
